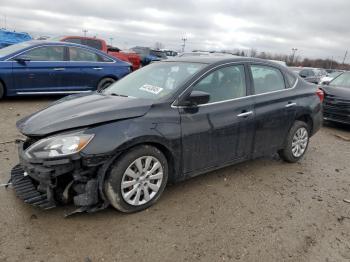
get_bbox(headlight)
[25,133,94,159]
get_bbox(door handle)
[237,111,253,117]
[53,68,65,71]
[93,67,103,70]
[285,102,297,108]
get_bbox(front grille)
[323,94,350,112]
[11,165,56,209]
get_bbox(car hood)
[17,93,153,136]
[322,85,350,100]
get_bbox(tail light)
[316,88,324,102]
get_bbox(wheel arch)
[295,114,313,134]
[0,77,7,96]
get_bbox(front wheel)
[105,145,168,213]
[279,121,310,163]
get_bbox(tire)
[279,121,310,163]
[0,82,4,100]
[97,77,116,92]
[104,145,168,213]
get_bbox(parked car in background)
[131,46,167,66]
[10,56,323,214]
[299,68,327,84]
[319,71,343,85]
[58,36,141,71]
[289,66,304,74]
[322,72,350,124]
[0,41,131,99]
[162,49,178,57]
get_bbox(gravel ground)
[0,97,349,262]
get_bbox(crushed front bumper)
[11,140,113,214]
[11,165,56,209]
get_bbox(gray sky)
[1,0,350,61]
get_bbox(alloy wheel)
[121,156,163,206]
[291,127,308,157]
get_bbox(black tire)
[0,82,4,100]
[105,145,168,213]
[97,77,116,92]
[279,121,310,163]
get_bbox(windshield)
[0,41,33,58]
[330,72,350,87]
[329,71,342,78]
[104,62,206,100]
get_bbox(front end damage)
[11,138,114,215]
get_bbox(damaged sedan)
[10,57,323,214]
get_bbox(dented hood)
[17,93,153,136]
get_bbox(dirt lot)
[0,97,349,262]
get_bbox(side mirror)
[178,91,210,106]
[14,56,31,64]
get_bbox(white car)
[319,71,343,85]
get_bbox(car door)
[179,64,255,174]
[249,64,297,157]
[66,46,111,91]
[11,45,66,94]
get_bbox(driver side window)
[192,65,246,103]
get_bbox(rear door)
[11,45,66,94]
[66,46,114,91]
[249,64,297,157]
[180,64,255,174]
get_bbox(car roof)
[164,56,287,68]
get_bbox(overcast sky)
[1,0,350,61]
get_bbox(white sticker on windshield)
[140,84,163,94]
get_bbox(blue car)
[0,41,132,99]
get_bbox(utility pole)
[181,36,187,53]
[82,29,88,37]
[330,56,333,70]
[291,48,298,64]
[342,50,348,64]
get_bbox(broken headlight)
[25,133,94,159]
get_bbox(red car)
[59,36,141,71]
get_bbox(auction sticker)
[140,84,163,94]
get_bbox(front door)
[180,64,255,174]
[12,45,66,94]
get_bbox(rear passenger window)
[251,65,285,94]
[69,47,99,62]
[285,72,297,87]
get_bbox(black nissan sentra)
[11,57,323,214]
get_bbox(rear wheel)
[97,77,116,92]
[0,82,4,100]
[104,145,168,213]
[279,121,310,163]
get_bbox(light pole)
[291,48,298,64]
[181,36,187,53]
[82,29,88,37]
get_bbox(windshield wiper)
[110,93,129,97]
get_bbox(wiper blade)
[110,93,128,97]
